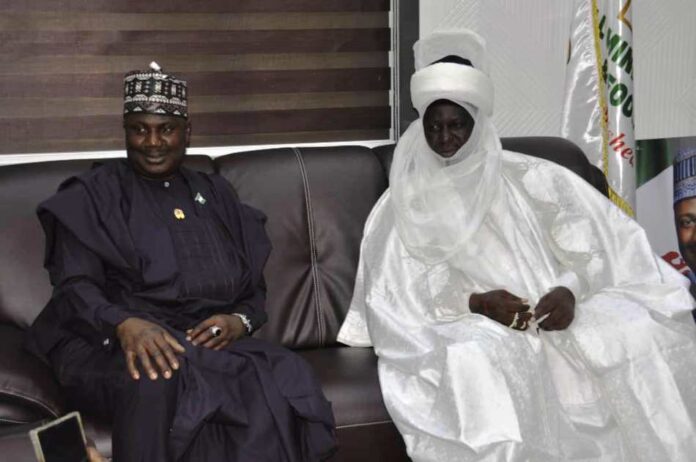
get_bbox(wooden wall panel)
[0,1,391,154]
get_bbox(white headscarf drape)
[390,30,503,265]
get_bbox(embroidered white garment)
[338,30,696,462]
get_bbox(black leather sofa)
[0,137,606,461]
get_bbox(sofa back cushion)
[216,146,387,349]
[502,137,609,196]
[372,137,609,196]
[0,160,97,327]
[0,156,214,328]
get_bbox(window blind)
[0,0,391,154]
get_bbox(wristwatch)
[231,313,253,334]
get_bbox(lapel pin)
[194,192,207,205]
[173,208,186,220]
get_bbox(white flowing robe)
[338,150,696,462]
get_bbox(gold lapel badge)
[173,208,186,220]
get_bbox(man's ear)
[185,121,192,147]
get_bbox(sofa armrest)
[0,422,42,462]
[0,324,64,424]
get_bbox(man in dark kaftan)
[25,63,336,462]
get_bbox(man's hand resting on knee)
[116,318,186,381]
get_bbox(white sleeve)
[337,253,373,347]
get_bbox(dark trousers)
[50,335,336,462]
[112,374,178,462]
[51,337,179,462]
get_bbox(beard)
[678,241,696,275]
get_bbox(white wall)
[420,0,572,137]
[633,0,696,140]
[420,0,696,141]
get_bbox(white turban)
[414,29,489,73]
[411,63,494,119]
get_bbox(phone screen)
[34,414,88,462]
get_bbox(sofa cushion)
[297,347,409,462]
[0,325,64,425]
[298,347,409,461]
[216,147,387,348]
[333,423,409,462]
[502,136,609,196]
[297,347,390,428]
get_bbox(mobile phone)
[29,412,89,462]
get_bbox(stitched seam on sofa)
[0,416,34,425]
[336,419,394,429]
[0,389,60,418]
[292,147,325,346]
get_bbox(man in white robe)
[338,30,696,462]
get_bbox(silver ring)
[508,312,519,329]
[210,325,223,337]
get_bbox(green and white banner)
[562,0,635,216]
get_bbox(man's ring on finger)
[210,325,223,337]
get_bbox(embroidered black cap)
[123,61,188,118]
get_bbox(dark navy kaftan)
[25,160,336,461]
